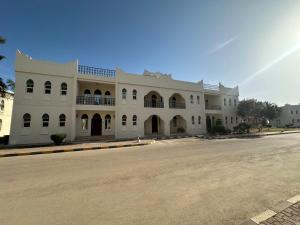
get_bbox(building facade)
[273,104,300,128]
[10,51,239,145]
[0,91,14,137]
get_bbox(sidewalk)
[0,140,152,158]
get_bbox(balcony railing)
[78,65,116,78]
[144,100,164,108]
[169,102,186,109]
[76,96,115,106]
[205,105,221,110]
[204,83,220,91]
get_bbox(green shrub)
[211,125,231,135]
[233,122,251,134]
[50,133,66,145]
[215,119,222,126]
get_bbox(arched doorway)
[152,115,158,133]
[170,115,187,134]
[206,116,212,132]
[91,113,102,136]
[144,115,164,136]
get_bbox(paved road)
[0,134,299,225]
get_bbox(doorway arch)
[91,113,102,136]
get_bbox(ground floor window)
[81,114,88,130]
[198,116,201,125]
[191,116,195,125]
[42,114,49,127]
[59,114,66,127]
[23,113,31,127]
[122,115,127,126]
[105,114,111,129]
[133,115,137,126]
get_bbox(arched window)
[61,83,67,95]
[224,98,227,106]
[105,114,111,129]
[94,89,102,95]
[0,100,4,111]
[81,114,88,130]
[225,116,228,124]
[84,89,91,95]
[26,79,34,93]
[229,98,232,106]
[197,96,200,104]
[231,116,233,124]
[0,119,2,131]
[44,81,51,94]
[234,99,237,106]
[59,114,66,127]
[105,91,111,96]
[23,113,31,127]
[122,115,127,126]
[198,116,201,125]
[190,95,194,104]
[42,114,49,127]
[132,89,137,100]
[192,116,195,125]
[172,116,177,127]
[132,115,137,126]
[122,88,127,100]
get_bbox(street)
[0,134,300,225]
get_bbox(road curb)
[240,194,300,225]
[0,142,151,158]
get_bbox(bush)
[177,127,185,133]
[50,133,66,145]
[233,122,251,134]
[211,125,231,135]
[0,135,9,145]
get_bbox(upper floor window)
[132,89,137,100]
[44,81,51,94]
[84,89,91,95]
[236,117,238,124]
[105,114,111,129]
[197,96,200,104]
[26,79,34,93]
[23,113,31,127]
[42,114,49,127]
[198,116,201,124]
[0,100,4,111]
[234,99,237,106]
[291,110,293,115]
[296,110,298,114]
[192,116,195,125]
[105,91,111,96]
[224,98,227,106]
[122,115,127,126]
[190,95,194,104]
[231,116,233,124]
[59,114,66,127]
[94,89,102,95]
[61,83,67,95]
[122,88,127,99]
[225,116,228,124]
[81,114,88,130]
[133,115,137,126]
[229,99,232,106]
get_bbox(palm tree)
[0,77,7,97]
[6,79,15,92]
[0,36,5,61]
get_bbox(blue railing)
[78,65,116,78]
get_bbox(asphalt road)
[0,134,300,225]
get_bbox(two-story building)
[9,50,239,145]
[0,91,14,137]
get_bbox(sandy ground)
[0,134,299,225]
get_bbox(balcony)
[78,65,116,78]
[144,100,164,108]
[169,102,186,109]
[76,96,115,106]
[205,105,221,110]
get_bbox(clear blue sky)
[1,0,300,105]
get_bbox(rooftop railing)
[204,83,219,91]
[76,96,115,106]
[78,65,116,78]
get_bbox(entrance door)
[152,115,158,133]
[91,113,102,136]
[206,116,212,132]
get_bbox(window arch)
[229,98,232,106]
[122,88,127,99]
[234,99,237,106]
[23,113,31,127]
[122,115,127,126]
[224,98,227,106]
[26,79,34,93]
[44,81,51,94]
[0,100,4,111]
[84,89,91,95]
[191,116,195,125]
[59,114,66,127]
[132,115,137,126]
[81,114,88,130]
[42,114,49,127]
[105,91,111,96]
[105,114,111,129]
[172,116,177,127]
[198,116,201,125]
[132,89,137,100]
[61,83,67,95]
[94,89,102,95]
[190,95,194,104]
[197,96,200,104]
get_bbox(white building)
[273,104,300,128]
[10,51,239,145]
[0,91,14,137]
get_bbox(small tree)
[0,36,5,61]
[0,77,7,97]
[6,79,15,92]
